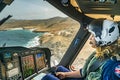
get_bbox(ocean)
[0,30,43,48]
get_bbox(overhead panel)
[76,0,120,15]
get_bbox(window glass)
[40,18,80,66]
[72,38,95,70]
[0,0,80,66]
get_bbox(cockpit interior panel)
[0,47,51,80]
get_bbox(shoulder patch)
[114,64,120,78]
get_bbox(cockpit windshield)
[0,0,80,65]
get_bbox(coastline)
[0,27,50,33]
[0,29,42,48]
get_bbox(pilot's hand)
[56,72,66,79]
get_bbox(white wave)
[29,28,36,32]
[8,28,23,30]
[25,36,40,48]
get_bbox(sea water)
[0,30,43,48]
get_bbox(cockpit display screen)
[22,55,35,78]
[35,53,46,71]
[4,52,11,58]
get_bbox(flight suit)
[82,52,120,80]
[42,52,120,80]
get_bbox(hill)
[0,17,78,32]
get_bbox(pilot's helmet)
[88,19,119,46]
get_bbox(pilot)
[41,19,120,80]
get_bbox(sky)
[0,0,67,20]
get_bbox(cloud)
[0,0,67,20]
[0,0,66,19]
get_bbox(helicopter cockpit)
[0,0,120,80]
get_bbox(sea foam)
[25,36,40,48]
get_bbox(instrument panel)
[0,47,51,80]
